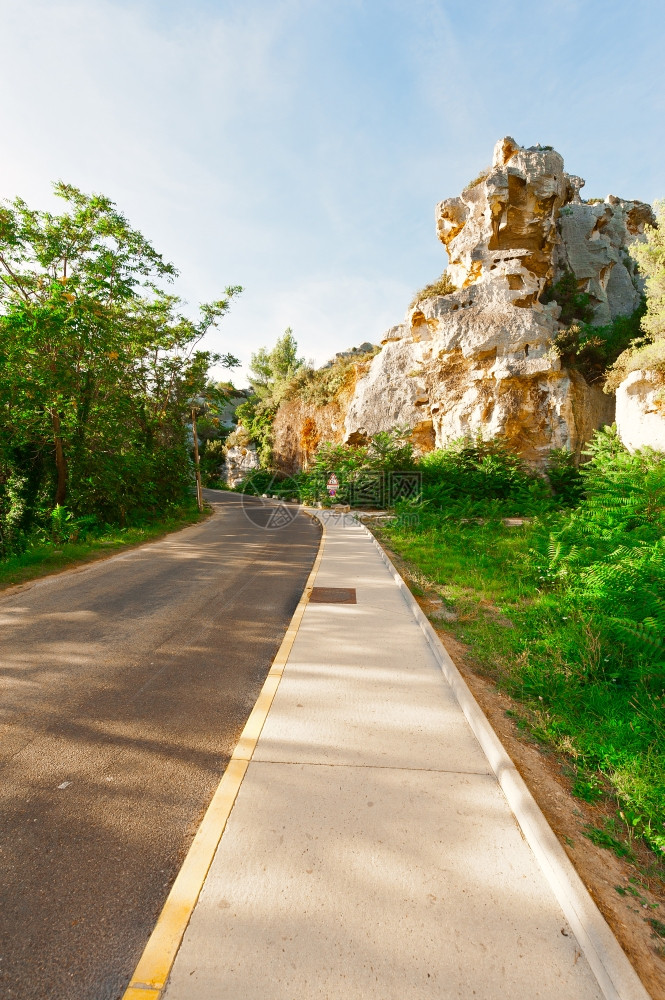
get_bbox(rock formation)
[616,371,665,452]
[271,137,654,469]
[222,443,260,487]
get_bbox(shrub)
[553,301,645,383]
[541,269,594,325]
[410,271,457,308]
[534,427,665,683]
[233,426,416,507]
[545,449,583,505]
[0,470,28,558]
[465,169,489,190]
[418,437,551,517]
[234,398,276,466]
[283,349,377,407]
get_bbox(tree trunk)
[192,408,203,512]
[50,409,67,506]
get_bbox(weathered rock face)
[272,397,347,474]
[616,371,665,453]
[340,137,652,463]
[222,444,260,487]
[555,198,652,324]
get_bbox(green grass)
[0,503,205,592]
[584,820,635,860]
[410,271,457,308]
[377,514,665,859]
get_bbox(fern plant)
[534,427,665,680]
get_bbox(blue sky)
[1,0,663,383]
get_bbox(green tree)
[607,201,665,388]
[0,182,240,529]
[631,200,665,341]
[248,327,304,398]
[236,328,304,465]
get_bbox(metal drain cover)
[309,587,357,604]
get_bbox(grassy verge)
[376,514,665,865]
[0,502,206,592]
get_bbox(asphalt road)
[0,491,320,1000]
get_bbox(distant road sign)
[327,473,339,497]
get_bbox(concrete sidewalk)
[157,512,648,1000]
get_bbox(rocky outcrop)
[222,444,260,487]
[268,137,652,468]
[555,198,651,325]
[616,371,665,452]
[272,397,347,474]
[341,137,651,463]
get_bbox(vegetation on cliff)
[0,183,239,564]
[607,201,665,389]
[538,267,646,384]
[552,302,646,383]
[234,330,377,466]
[541,268,595,325]
[283,346,378,406]
[409,270,456,308]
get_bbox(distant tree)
[236,328,304,465]
[248,327,304,398]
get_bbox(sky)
[1,0,664,385]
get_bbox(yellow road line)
[122,513,326,998]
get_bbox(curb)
[121,512,326,1000]
[358,519,652,1000]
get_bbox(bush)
[200,439,228,487]
[545,448,584,505]
[465,169,489,190]
[282,349,377,407]
[541,269,594,325]
[533,426,665,685]
[234,398,276,467]
[234,427,415,507]
[410,271,457,308]
[418,437,551,517]
[553,301,646,383]
[0,470,28,558]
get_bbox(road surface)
[0,491,320,1000]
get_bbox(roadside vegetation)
[234,426,665,866]
[378,429,665,863]
[0,183,239,577]
[236,426,416,506]
[0,503,205,591]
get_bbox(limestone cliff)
[616,371,665,452]
[274,138,654,468]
